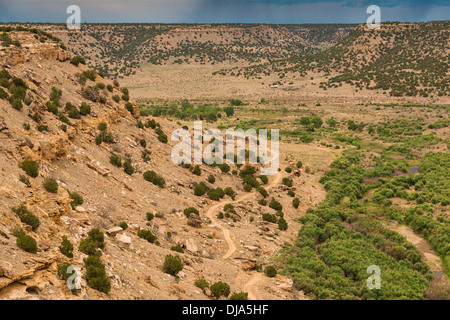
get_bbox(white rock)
[75,206,86,213]
[116,234,131,245]
[107,227,123,236]
[184,238,198,253]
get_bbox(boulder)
[184,238,198,253]
[187,214,202,228]
[116,233,131,245]
[107,227,123,236]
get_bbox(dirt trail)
[243,273,265,300]
[386,224,446,277]
[205,159,283,299]
[206,170,282,260]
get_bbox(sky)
[0,0,448,24]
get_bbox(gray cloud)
[0,0,448,23]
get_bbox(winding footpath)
[205,164,283,299]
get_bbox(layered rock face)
[0,32,71,66]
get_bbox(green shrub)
[84,255,111,293]
[243,184,252,192]
[224,203,234,212]
[36,124,48,132]
[125,102,133,113]
[285,167,292,173]
[68,108,81,119]
[146,212,154,221]
[158,132,168,143]
[243,175,259,189]
[119,221,128,230]
[60,236,74,258]
[143,170,165,188]
[80,102,91,116]
[46,102,58,115]
[16,232,38,254]
[98,122,107,131]
[288,190,295,197]
[171,245,184,253]
[260,175,269,184]
[262,213,277,223]
[210,281,231,299]
[110,154,122,167]
[208,174,215,183]
[58,113,71,125]
[258,199,267,206]
[230,99,242,106]
[296,161,303,168]
[138,229,157,243]
[293,198,300,209]
[57,262,74,281]
[12,99,23,110]
[82,70,96,81]
[100,130,116,144]
[0,87,7,99]
[269,199,282,211]
[223,106,235,116]
[0,68,11,80]
[79,238,101,256]
[264,266,277,277]
[43,178,58,193]
[219,163,230,173]
[145,119,157,129]
[278,217,288,230]
[229,292,249,300]
[11,76,27,88]
[163,254,183,276]
[184,207,199,218]
[19,174,31,187]
[69,191,84,209]
[257,187,268,198]
[224,187,236,199]
[208,188,221,201]
[194,182,207,196]
[123,159,135,175]
[282,177,293,187]
[95,135,102,145]
[191,165,201,176]
[12,204,40,231]
[195,278,209,290]
[88,228,105,248]
[70,55,86,66]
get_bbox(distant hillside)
[9,23,356,78]
[223,21,450,97]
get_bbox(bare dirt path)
[243,273,265,300]
[205,159,283,299]
[386,224,447,277]
[206,168,282,260]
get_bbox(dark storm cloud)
[0,0,448,23]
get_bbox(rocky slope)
[0,29,323,300]
[14,23,356,78]
[225,21,450,97]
